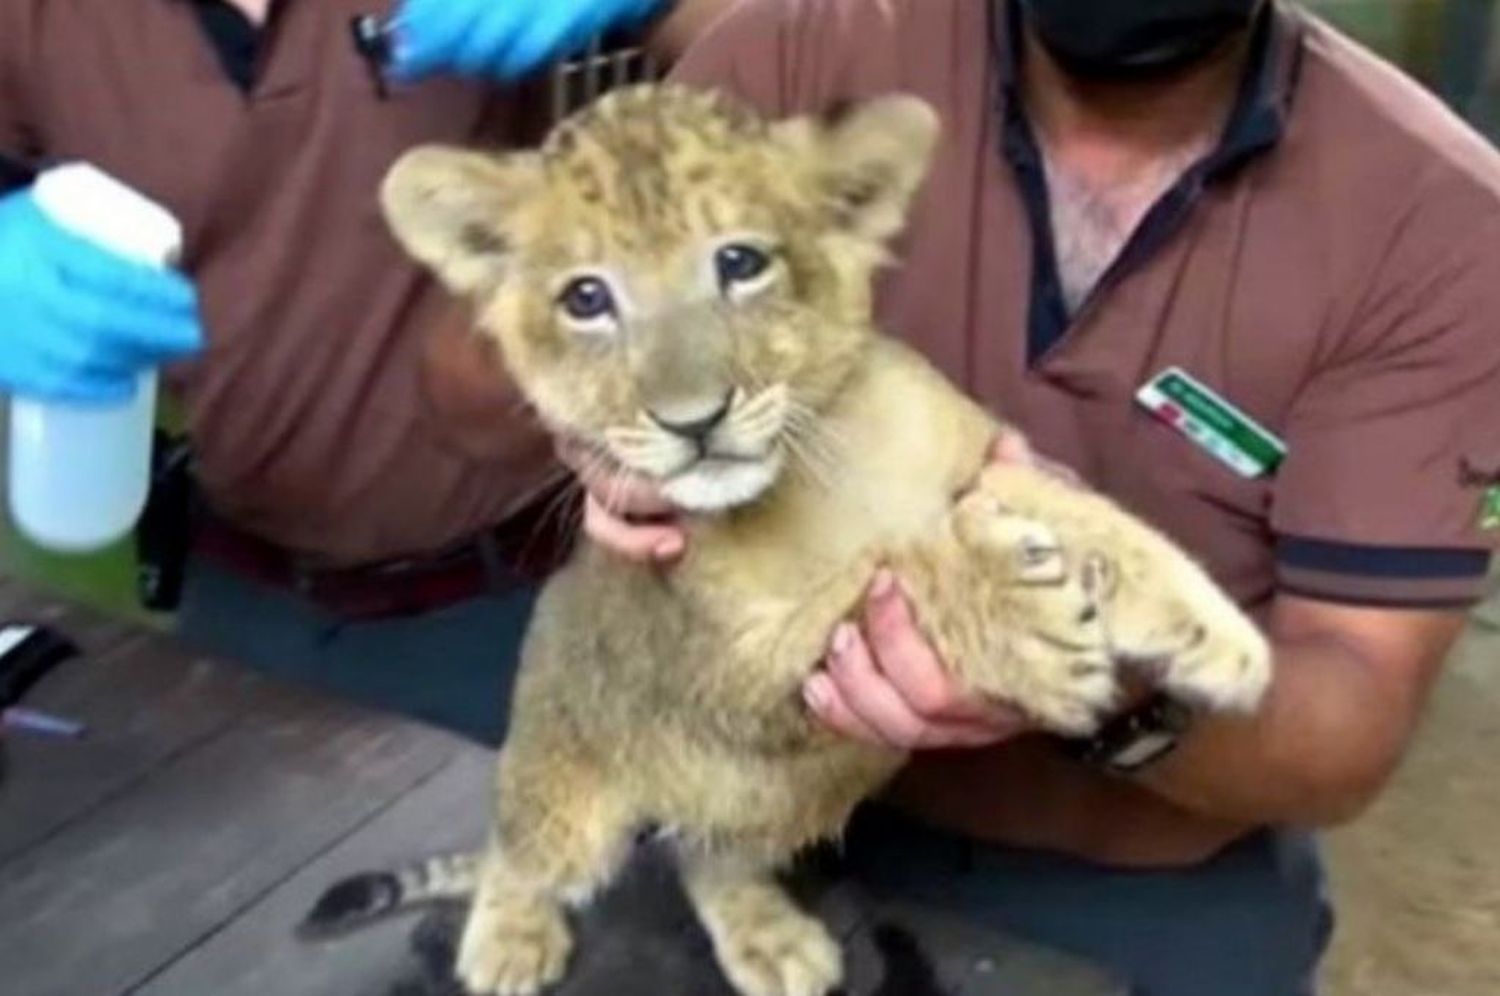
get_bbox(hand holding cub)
[563,428,1067,749]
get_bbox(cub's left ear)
[380,145,543,297]
[787,94,940,243]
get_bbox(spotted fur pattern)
[341,84,1273,996]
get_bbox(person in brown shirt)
[0,0,726,739]
[564,0,1500,991]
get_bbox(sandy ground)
[1321,608,1500,996]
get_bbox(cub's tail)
[296,851,480,940]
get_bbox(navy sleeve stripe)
[1276,535,1491,579]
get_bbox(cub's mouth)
[598,385,797,514]
[658,450,787,513]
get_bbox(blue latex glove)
[0,188,202,405]
[391,0,664,82]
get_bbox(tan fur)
[379,84,1272,996]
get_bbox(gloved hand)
[390,0,665,82]
[0,187,202,404]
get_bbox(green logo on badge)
[1136,368,1287,479]
[1483,487,1500,531]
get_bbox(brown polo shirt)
[674,0,1500,611]
[0,0,560,565]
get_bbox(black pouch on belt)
[135,431,196,613]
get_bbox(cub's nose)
[647,394,733,448]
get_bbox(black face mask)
[1019,0,1260,79]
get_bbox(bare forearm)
[887,599,1463,865]
[888,740,1255,867]
[889,638,1430,865]
[1139,615,1458,826]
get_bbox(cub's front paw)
[1007,645,1121,736]
[712,907,843,996]
[1156,605,1272,715]
[457,900,572,996]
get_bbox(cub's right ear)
[785,94,940,245]
[380,146,543,297]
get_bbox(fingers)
[26,332,151,403]
[44,297,202,368]
[802,669,883,744]
[498,3,595,79]
[989,426,1037,466]
[805,637,1013,750]
[388,0,625,82]
[987,427,1085,488]
[804,575,1028,751]
[0,363,138,406]
[593,471,678,520]
[555,435,687,564]
[452,3,531,77]
[863,572,1022,727]
[823,620,937,748]
[45,289,203,365]
[49,238,198,319]
[557,438,677,519]
[564,444,681,522]
[31,205,203,362]
[582,492,685,564]
[387,0,484,80]
[554,434,594,474]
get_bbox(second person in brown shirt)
[564,1,1500,993]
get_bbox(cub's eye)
[557,276,616,323]
[714,243,772,292]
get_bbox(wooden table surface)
[0,575,1127,996]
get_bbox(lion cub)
[366,84,1270,996]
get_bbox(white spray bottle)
[7,164,183,553]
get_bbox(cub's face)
[381,85,938,512]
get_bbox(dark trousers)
[840,806,1333,996]
[177,556,536,745]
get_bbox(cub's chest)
[694,453,951,588]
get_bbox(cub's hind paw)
[457,900,572,996]
[712,907,843,996]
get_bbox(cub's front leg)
[894,510,1122,734]
[458,743,636,996]
[896,463,1272,735]
[679,848,843,996]
[974,462,1273,715]
[1101,545,1273,715]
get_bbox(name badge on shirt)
[1481,487,1500,531]
[1136,368,1286,480]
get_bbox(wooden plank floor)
[134,751,493,996]
[0,575,1126,996]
